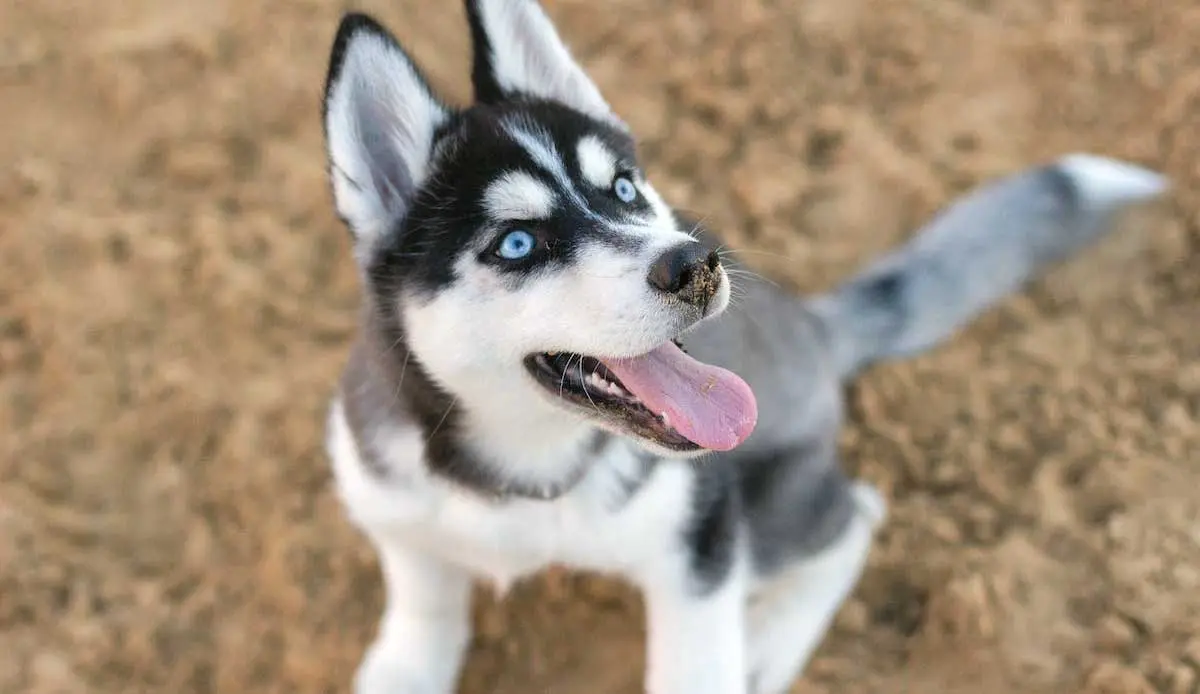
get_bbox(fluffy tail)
[807,154,1168,379]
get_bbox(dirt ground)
[2,0,1197,692]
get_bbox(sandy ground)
[2,0,1197,692]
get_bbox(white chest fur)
[327,399,694,590]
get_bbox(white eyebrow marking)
[502,117,591,212]
[577,135,618,189]
[484,170,557,220]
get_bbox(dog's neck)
[359,308,609,501]
[452,369,607,495]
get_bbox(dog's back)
[693,154,1167,457]
[683,155,1166,576]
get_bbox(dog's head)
[323,0,756,455]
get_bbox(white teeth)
[660,411,670,426]
[587,372,608,390]
[608,382,625,396]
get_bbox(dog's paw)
[354,648,454,694]
[745,659,798,694]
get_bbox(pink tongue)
[600,342,758,451]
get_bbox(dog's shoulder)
[337,340,426,478]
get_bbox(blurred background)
[1,0,1197,692]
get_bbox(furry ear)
[323,13,451,256]
[465,0,618,122]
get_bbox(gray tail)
[807,154,1168,380]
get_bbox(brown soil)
[2,1,1197,693]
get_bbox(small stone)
[835,597,870,634]
[1094,614,1137,651]
[30,652,82,690]
[11,158,55,199]
[541,566,572,603]
[966,504,1002,543]
[1167,662,1196,694]
[920,573,996,643]
[476,605,507,640]
[928,513,963,543]
[1081,661,1155,694]
[578,576,631,605]
[930,459,966,486]
[164,141,227,186]
[1183,636,1200,667]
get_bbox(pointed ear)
[323,13,451,255]
[465,0,618,123]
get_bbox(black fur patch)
[683,460,741,595]
[737,443,857,574]
[831,268,910,374]
[464,0,506,105]
[1042,162,1082,211]
[860,271,904,307]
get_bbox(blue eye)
[497,229,537,260]
[613,175,638,203]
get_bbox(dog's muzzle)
[647,242,722,311]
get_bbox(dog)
[318,2,1167,692]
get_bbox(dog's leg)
[641,565,749,694]
[354,538,473,694]
[745,482,885,694]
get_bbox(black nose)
[647,242,722,306]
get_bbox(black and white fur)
[319,2,1168,693]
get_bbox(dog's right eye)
[612,174,638,204]
[496,229,538,260]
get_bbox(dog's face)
[323,2,757,454]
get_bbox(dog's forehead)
[451,100,638,174]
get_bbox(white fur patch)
[1055,153,1169,206]
[638,181,682,232]
[473,0,615,122]
[502,119,588,210]
[485,170,557,221]
[577,135,618,189]
[643,565,749,694]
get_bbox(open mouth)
[523,340,758,452]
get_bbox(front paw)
[354,645,456,694]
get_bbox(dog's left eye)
[496,229,537,260]
[612,174,638,203]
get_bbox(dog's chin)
[522,350,706,454]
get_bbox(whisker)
[559,354,578,399]
[721,260,781,287]
[579,359,601,414]
[389,348,412,407]
[426,397,457,442]
[573,271,627,280]
[719,247,810,262]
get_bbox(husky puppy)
[319,2,1167,692]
